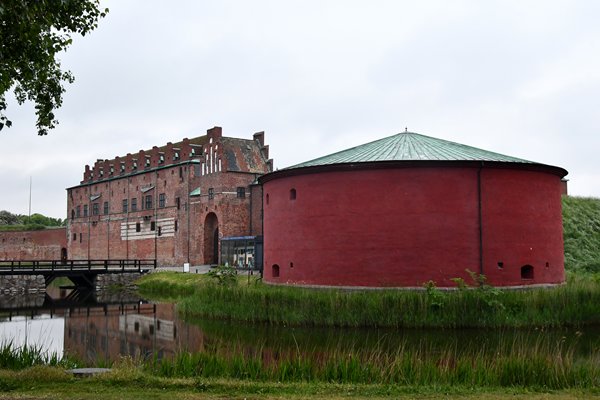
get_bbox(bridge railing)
[0,259,157,273]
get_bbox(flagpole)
[28,176,32,223]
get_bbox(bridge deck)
[0,259,156,275]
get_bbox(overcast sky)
[1,0,599,219]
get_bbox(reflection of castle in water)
[64,303,205,363]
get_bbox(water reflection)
[0,290,598,365]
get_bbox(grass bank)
[563,196,600,273]
[138,271,600,328]
[0,345,598,399]
[1,365,597,399]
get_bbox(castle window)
[72,233,77,241]
[158,226,162,236]
[122,199,128,213]
[208,188,214,200]
[151,221,156,231]
[174,220,178,232]
[83,205,88,217]
[290,188,297,200]
[79,233,82,243]
[76,206,80,218]
[175,197,180,210]
[103,201,109,215]
[131,198,137,212]
[71,209,75,220]
[266,194,269,205]
[92,203,99,216]
[237,187,246,198]
[159,193,166,208]
[272,264,280,278]
[136,223,141,232]
[145,194,153,209]
[521,265,534,280]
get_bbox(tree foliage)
[0,0,108,135]
[0,210,64,228]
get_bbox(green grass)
[563,196,600,273]
[0,366,597,399]
[144,333,599,389]
[138,271,600,329]
[0,342,74,370]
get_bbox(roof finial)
[405,127,408,132]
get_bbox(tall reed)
[145,333,599,388]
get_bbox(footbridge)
[0,259,156,289]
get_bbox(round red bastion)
[259,131,568,288]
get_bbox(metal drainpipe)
[107,180,110,261]
[154,171,158,265]
[477,162,484,276]
[186,162,191,264]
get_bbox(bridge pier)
[0,274,45,294]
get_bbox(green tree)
[0,0,108,135]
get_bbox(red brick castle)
[66,127,272,268]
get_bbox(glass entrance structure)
[220,236,263,271]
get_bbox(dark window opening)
[158,226,162,236]
[83,205,88,217]
[237,187,246,198]
[134,322,139,332]
[159,193,166,208]
[79,233,82,243]
[174,220,178,232]
[136,223,141,232]
[545,262,550,268]
[208,188,214,200]
[290,188,296,200]
[92,203,99,216]
[521,265,534,280]
[76,206,81,218]
[175,197,180,210]
[123,199,128,213]
[497,261,504,269]
[151,221,156,231]
[145,194,153,210]
[272,264,280,278]
[266,194,269,205]
[290,262,294,268]
[103,201,109,215]
[71,209,75,219]
[72,233,77,241]
[131,198,137,212]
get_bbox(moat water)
[0,286,598,365]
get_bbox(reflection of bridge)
[0,291,153,320]
[0,259,156,289]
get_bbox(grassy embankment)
[138,196,600,329]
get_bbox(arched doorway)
[203,212,219,265]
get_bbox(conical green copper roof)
[287,131,533,169]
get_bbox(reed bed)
[146,334,599,388]
[138,272,600,329]
[0,342,68,370]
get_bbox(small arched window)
[266,193,269,205]
[521,265,534,280]
[290,188,296,200]
[272,264,280,278]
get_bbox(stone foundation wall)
[95,272,141,291]
[0,275,45,294]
